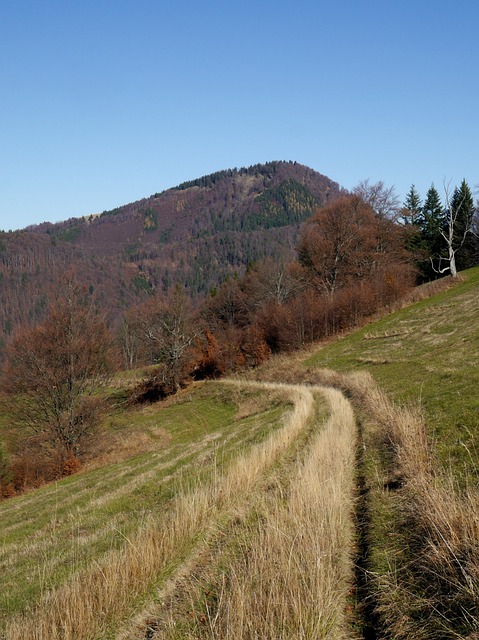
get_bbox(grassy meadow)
[305,266,479,638]
[306,266,479,476]
[1,267,479,638]
[0,382,294,637]
[2,380,360,639]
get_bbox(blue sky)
[1,0,478,231]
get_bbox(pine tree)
[403,185,422,225]
[450,179,477,271]
[418,184,444,248]
[418,184,445,279]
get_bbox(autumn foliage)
[123,194,414,381]
[0,194,415,496]
[0,278,114,492]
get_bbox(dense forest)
[0,161,340,351]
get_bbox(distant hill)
[0,161,341,347]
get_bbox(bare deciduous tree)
[248,258,300,305]
[433,179,477,277]
[135,286,197,391]
[353,179,401,219]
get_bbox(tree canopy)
[1,278,113,463]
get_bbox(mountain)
[0,161,340,347]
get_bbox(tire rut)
[120,381,360,640]
[354,415,381,640]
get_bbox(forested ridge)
[0,161,340,350]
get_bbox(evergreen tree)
[403,184,422,225]
[450,179,477,270]
[418,184,444,250]
[417,184,445,278]
[401,184,423,268]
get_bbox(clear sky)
[1,0,478,231]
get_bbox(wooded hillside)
[0,161,340,350]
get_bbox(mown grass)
[305,266,479,478]
[243,268,479,638]
[300,269,479,639]
[339,370,479,639]
[187,387,356,640]
[113,383,358,640]
[2,268,478,638]
[136,391,328,639]
[0,381,292,634]
[4,382,311,639]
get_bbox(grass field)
[302,267,479,638]
[0,382,294,636]
[306,266,479,477]
[1,379,360,640]
[1,268,479,638]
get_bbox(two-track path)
[6,378,369,640]
[116,379,360,640]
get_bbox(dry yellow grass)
[326,369,479,639]
[83,425,172,471]
[11,354,474,639]
[115,382,358,640]
[5,383,314,640]
[205,386,357,640]
[242,347,479,638]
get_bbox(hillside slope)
[0,161,340,347]
[251,266,479,639]
[1,270,478,638]
[305,266,479,475]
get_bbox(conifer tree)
[433,179,477,277]
[450,179,477,270]
[417,184,444,279]
[403,184,422,225]
[401,184,424,270]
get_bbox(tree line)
[0,183,477,497]
[173,161,287,191]
[402,179,477,278]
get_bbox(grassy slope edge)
[306,266,479,478]
[0,383,291,636]
[1,268,478,639]
[304,266,479,638]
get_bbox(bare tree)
[353,179,401,219]
[135,286,197,391]
[248,258,300,305]
[433,179,476,277]
[117,313,144,370]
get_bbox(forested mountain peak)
[0,161,340,347]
